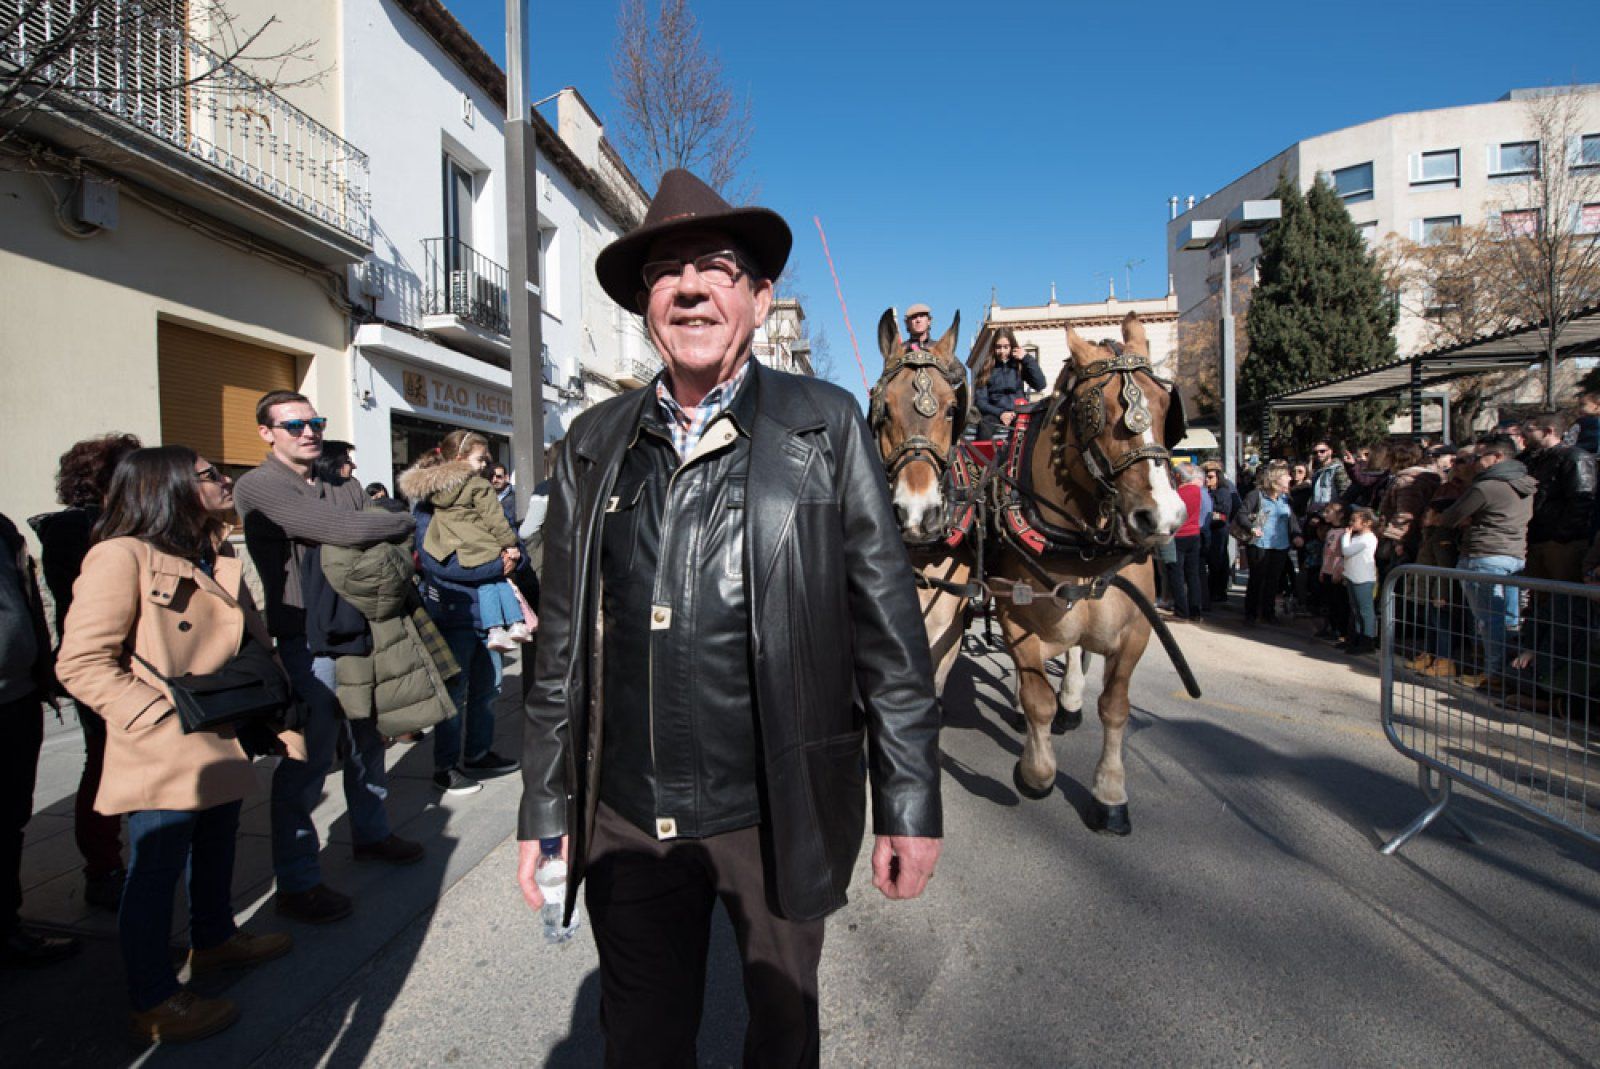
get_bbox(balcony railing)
[2,0,370,242]
[423,237,510,338]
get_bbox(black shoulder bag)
[131,634,293,734]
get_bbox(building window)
[1488,140,1540,180]
[1411,216,1461,245]
[1356,221,1379,249]
[539,225,561,320]
[1578,203,1600,235]
[1498,209,1541,237]
[1576,134,1600,171]
[1410,149,1460,188]
[1330,162,1374,203]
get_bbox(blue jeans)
[1346,581,1376,640]
[271,636,391,893]
[475,580,522,630]
[1459,555,1523,675]
[121,803,241,1010]
[433,625,503,772]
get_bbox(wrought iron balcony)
[2,0,370,261]
[422,237,510,350]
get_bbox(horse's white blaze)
[893,478,944,538]
[1138,426,1186,535]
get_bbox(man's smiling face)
[643,228,772,400]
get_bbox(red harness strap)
[995,413,1048,556]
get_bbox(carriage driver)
[905,302,935,350]
[515,167,944,1066]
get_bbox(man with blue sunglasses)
[234,391,423,925]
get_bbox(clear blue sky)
[444,0,1596,400]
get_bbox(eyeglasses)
[194,466,223,484]
[641,250,747,291]
[273,418,327,437]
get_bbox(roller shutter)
[158,321,301,467]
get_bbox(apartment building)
[340,0,649,492]
[1166,86,1600,390]
[0,0,367,523]
[753,298,815,377]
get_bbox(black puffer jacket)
[519,361,942,923]
[975,355,1045,432]
[1524,443,1597,545]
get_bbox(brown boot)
[1419,658,1458,678]
[129,989,239,1043]
[187,930,293,974]
[1403,652,1435,671]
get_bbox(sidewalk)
[1,650,530,1067]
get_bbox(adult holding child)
[57,447,301,1041]
[400,430,524,797]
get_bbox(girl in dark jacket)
[973,328,1045,440]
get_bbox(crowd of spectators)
[1204,375,1600,697]
[2,391,548,1043]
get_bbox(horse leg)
[1006,622,1059,800]
[1052,648,1086,734]
[1086,649,1137,836]
[927,592,964,698]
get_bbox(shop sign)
[398,368,513,431]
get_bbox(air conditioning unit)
[450,270,471,316]
[358,261,385,299]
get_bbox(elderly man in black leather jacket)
[1521,411,1598,581]
[515,169,942,1068]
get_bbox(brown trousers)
[584,803,825,1069]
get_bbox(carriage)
[869,308,1202,834]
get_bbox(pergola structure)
[1260,303,1600,438]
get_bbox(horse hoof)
[1012,762,1053,801]
[1051,706,1083,735]
[1088,801,1132,836]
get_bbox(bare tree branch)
[610,0,753,198]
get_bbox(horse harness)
[867,345,972,481]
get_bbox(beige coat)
[56,537,304,815]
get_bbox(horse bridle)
[868,347,972,480]
[1040,341,1188,544]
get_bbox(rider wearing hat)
[904,303,934,351]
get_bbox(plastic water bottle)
[536,838,579,944]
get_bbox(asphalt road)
[253,613,1600,1068]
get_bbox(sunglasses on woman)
[193,466,224,484]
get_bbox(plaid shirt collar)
[654,359,752,459]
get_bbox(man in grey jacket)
[234,391,423,925]
[1426,434,1537,684]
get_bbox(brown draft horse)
[995,312,1187,835]
[869,307,973,695]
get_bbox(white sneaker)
[486,627,518,652]
[507,622,534,642]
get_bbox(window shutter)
[157,321,301,468]
[1409,219,1423,242]
[1408,153,1419,183]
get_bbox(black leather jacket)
[519,361,943,923]
[1525,443,1597,545]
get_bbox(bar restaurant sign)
[401,368,514,431]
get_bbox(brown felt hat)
[595,168,792,312]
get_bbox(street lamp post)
[506,0,546,512]
[1177,199,1280,481]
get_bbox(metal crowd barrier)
[1378,563,1597,855]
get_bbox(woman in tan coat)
[57,447,300,1043]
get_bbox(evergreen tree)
[1242,171,1398,455]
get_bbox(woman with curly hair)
[27,433,141,910]
[1240,459,1303,625]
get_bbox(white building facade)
[753,298,815,377]
[973,282,1181,391]
[1166,86,1600,395]
[339,0,648,493]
